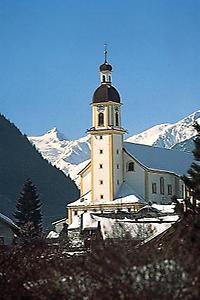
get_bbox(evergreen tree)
[14,178,43,241]
[182,122,200,208]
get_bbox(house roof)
[0,213,18,230]
[124,141,193,176]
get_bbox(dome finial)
[104,43,108,63]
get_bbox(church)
[67,52,193,225]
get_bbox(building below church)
[67,53,193,225]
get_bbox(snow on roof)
[0,212,18,229]
[67,191,92,207]
[115,182,146,203]
[152,204,175,214]
[46,231,59,239]
[124,142,193,176]
[68,183,147,208]
[68,215,80,230]
[82,212,99,229]
[52,218,67,225]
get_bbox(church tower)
[88,49,126,202]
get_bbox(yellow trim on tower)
[68,208,72,225]
[91,135,94,203]
[94,106,97,127]
[109,134,114,201]
[107,105,109,127]
[89,129,126,135]
[80,175,83,197]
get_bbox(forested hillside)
[0,115,79,229]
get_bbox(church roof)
[123,142,193,176]
[92,84,120,103]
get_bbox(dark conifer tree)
[14,178,43,240]
[182,122,200,208]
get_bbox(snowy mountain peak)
[127,123,171,145]
[128,110,200,149]
[45,127,68,141]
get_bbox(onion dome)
[99,62,112,72]
[92,84,120,103]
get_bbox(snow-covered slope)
[29,128,90,185]
[29,110,200,186]
[127,110,200,149]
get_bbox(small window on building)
[100,135,103,140]
[98,112,104,127]
[74,210,78,216]
[152,183,157,194]
[117,164,120,169]
[109,75,111,82]
[100,180,103,185]
[99,149,103,154]
[84,210,87,213]
[117,180,120,185]
[116,149,119,154]
[102,75,105,82]
[127,162,134,172]
[100,195,104,199]
[160,177,164,195]
[99,164,103,169]
[168,184,172,195]
[115,112,119,126]
[128,208,131,212]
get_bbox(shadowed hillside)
[0,114,79,229]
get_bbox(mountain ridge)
[28,110,200,185]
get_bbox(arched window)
[115,112,119,126]
[109,75,111,82]
[102,75,105,82]
[160,177,164,195]
[127,162,134,172]
[98,113,104,126]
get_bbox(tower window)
[152,183,157,194]
[117,164,119,169]
[160,177,164,195]
[102,75,105,82]
[74,210,78,216]
[109,75,111,82]
[98,113,104,126]
[115,112,119,126]
[100,180,103,185]
[100,135,103,140]
[127,162,134,172]
[168,184,172,195]
[99,164,103,169]
[100,195,104,199]
[116,149,119,154]
[117,180,120,185]
[99,149,103,154]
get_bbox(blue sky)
[1,0,200,139]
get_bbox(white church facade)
[67,53,193,225]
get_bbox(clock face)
[97,105,105,112]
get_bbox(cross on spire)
[104,43,108,63]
